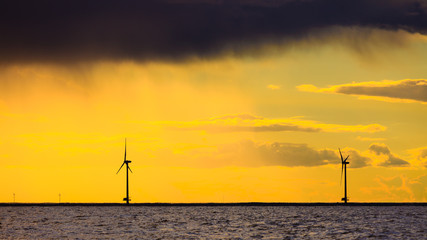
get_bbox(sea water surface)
[1,205,426,239]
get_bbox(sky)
[1,0,427,203]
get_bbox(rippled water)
[1,206,426,239]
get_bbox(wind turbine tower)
[116,138,133,204]
[339,148,350,204]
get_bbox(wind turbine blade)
[344,155,349,162]
[124,138,127,161]
[339,148,344,185]
[128,165,133,173]
[116,162,125,174]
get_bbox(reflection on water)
[1,206,426,239]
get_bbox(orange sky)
[1,2,427,203]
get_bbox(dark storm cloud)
[1,0,426,63]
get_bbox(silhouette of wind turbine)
[116,138,133,204]
[339,148,350,204]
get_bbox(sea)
[1,205,426,239]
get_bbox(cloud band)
[1,0,426,63]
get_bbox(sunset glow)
[1,0,426,203]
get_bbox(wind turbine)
[116,138,133,204]
[339,148,350,204]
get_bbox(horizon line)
[1,202,426,207]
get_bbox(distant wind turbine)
[116,138,133,204]
[339,148,350,204]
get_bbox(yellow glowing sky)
[1,31,427,203]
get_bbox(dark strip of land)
[0,202,426,207]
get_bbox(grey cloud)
[212,141,338,167]
[145,140,339,168]
[345,149,371,168]
[299,79,427,104]
[369,143,391,155]
[149,140,415,168]
[0,0,426,63]
[379,155,410,167]
[257,142,338,167]
[369,143,410,167]
[206,142,377,168]
[337,79,427,103]
[210,124,320,133]
[168,114,384,133]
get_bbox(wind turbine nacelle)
[125,160,132,163]
[123,197,131,201]
[341,197,348,201]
